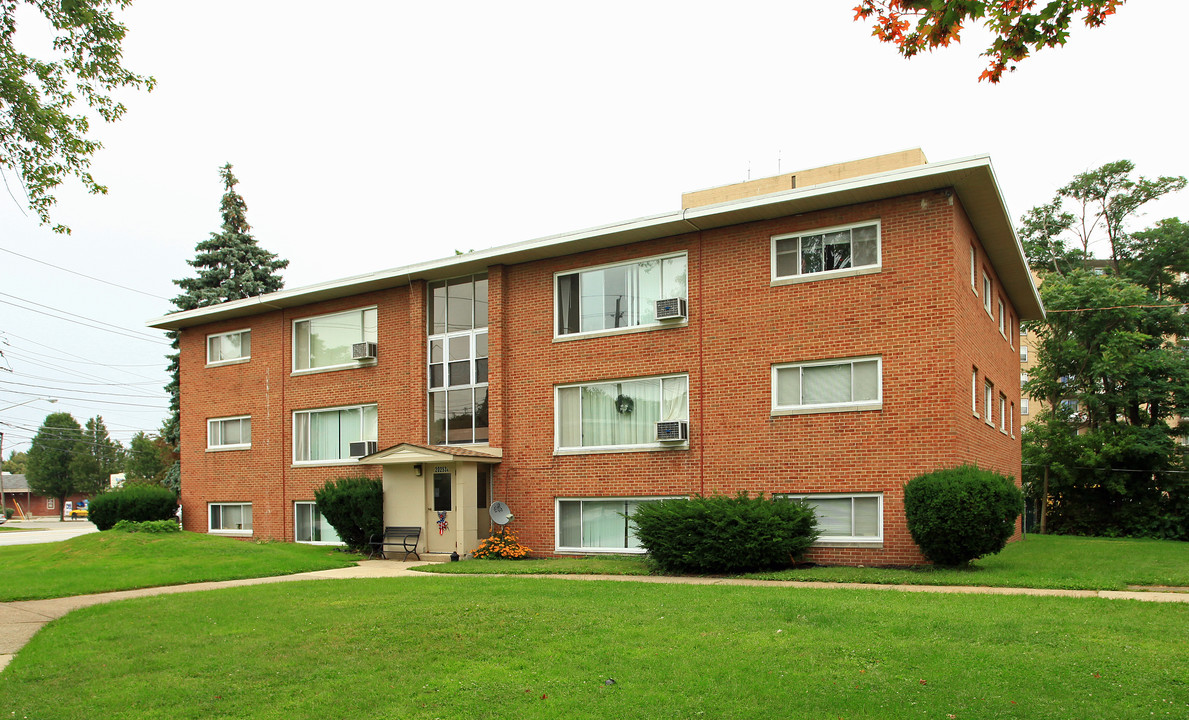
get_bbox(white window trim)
[292,402,378,466]
[1021,397,1030,415]
[554,496,681,554]
[207,415,251,451]
[1020,346,1029,363]
[291,306,378,375]
[984,381,995,427]
[294,501,344,546]
[998,299,1006,337]
[972,367,980,418]
[771,356,883,415]
[970,246,977,293]
[771,220,882,285]
[999,393,1008,434]
[552,251,689,341]
[781,492,883,545]
[554,373,690,454]
[982,272,993,316]
[209,502,252,537]
[206,328,251,367]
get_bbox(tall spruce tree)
[71,416,124,495]
[164,164,289,485]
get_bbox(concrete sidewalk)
[2,561,1186,672]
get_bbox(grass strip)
[2,577,1185,719]
[0,531,357,601]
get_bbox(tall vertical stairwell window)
[555,253,687,336]
[428,274,489,445]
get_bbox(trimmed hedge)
[904,465,1023,567]
[631,493,819,573]
[113,519,181,533]
[89,485,179,531]
[313,476,382,552]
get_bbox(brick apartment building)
[149,150,1043,566]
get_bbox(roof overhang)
[358,443,503,465]
[147,154,1043,331]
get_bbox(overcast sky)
[2,1,1186,453]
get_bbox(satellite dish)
[489,501,513,526]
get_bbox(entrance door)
[427,467,455,553]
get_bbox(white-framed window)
[984,381,994,427]
[998,299,1006,336]
[1020,346,1029,363]
[999,393,1007,433]
[207,415,251,450]
[982,272,993,316]
[295,502,343,545]
[772,221,880,282]
[207,329,250,366]
[972,367,979,417]
[556,497,676,553]
[772,357,881,414]
[1020,324,1028,337]
[556,374,689,451]
[46,497,55,510]
[428,274,489,445]
[1021,397,1030,415]
[780,493,882,543]
[1010,401,1016,436]
[970,246,977,292]
[293,307,377,372]
[555,253,687,337]
[209,502,252,535]
[293,404,378,464]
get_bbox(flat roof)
[147,154,1044,331]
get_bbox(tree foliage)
[1021,161,1189,540]
[854,1,1128,82]
[25,412,83,518]
[70,416,123,495]
[124,430,172,484]
[2,450,28,474]
[0,0,154,233]
[904,465,1022,566]
[163,163,288,472]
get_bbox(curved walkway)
[2,561,1185,672]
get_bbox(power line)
[0,388,168,408]
[0,245,172,301]
[1,378,167,400]
[1,347,161,387]
[2,331,167,369]
[0,293,169,346]
[1046,303,1188,313]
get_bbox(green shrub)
[3,507,13,520]
[631,493,819,574]
[89,485,179,531]
[904,465,1023,566]
[313,476,382,553]
[112,519,181,533]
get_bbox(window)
[772,357,881,413]
[998,299,1006,336]
[46,497,55,510]
[1021,371,1029,385]
[428,275,489,445]
[999,393,1007,432]
[210,503,252,534]
[295,502,342,545]
[557,497,671,553]
[1021,397,1030,415]
[294,307,377,372]
[1020,346,1028,362]
[972,367,979,417]
[1010,401,1016,436]
[982,272,993,316]
[556,374,689,451]
[1020,324,1028,337]
[773,221,879,281]
[970,246,977,292]
[782,493,882,543]
[556,253,687,336]
[207,329,250,365]
[984,381,994,426]
[293,404,378,463]
[207,416,251,450]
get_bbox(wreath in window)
[615,394,635,415]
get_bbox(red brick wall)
[178,188,1023,565]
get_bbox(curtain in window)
[852,497,879,537]
[582,500,628,548]
[311,411,340,461]
[808,498,852,536]
[580,378,662,447]
[803,364,851,405]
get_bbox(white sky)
[1,1,1186,452]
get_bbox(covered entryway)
[357,443,501,557]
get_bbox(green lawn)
[422,534,1189,591]
[2,577,1186,719]
[0,531,357,601]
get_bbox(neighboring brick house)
[148,150,1043,566]
[0,474,90,519]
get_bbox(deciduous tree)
[70,416,123,494]
[854,1,1128,82]
[25,412,83,519]
[1,0,154,233]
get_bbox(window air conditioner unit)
[349,441,378,458]
[655,420,689,443]
[655,298,687,321]
[352,342,378,360]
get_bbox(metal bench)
[379,525,422,561]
